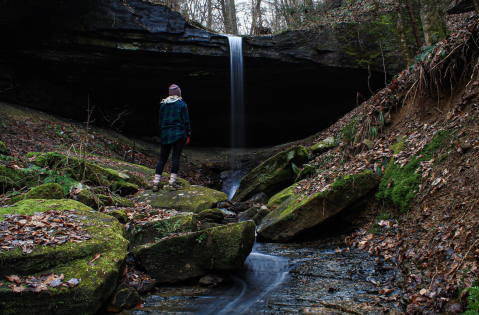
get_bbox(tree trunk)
[220,0,238,34]
[207,0,213,29]
[397,6,412,66]
[473,0,479,14]
[420,0,447,46]
[405,0,423,49]
[251,0,262,35]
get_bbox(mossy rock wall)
[258,170,378,242]
[232,145,310,202]
[133,221,255,283]
[135,185,227,213]
[0,200,128,315]
[128,214,197,250]
[0,165,40,190]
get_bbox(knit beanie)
[169,84,181,96]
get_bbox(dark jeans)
[155,137,187,175]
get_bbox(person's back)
[153,85,191,191]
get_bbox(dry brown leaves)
[0,210,91,255]
[5,273,79,293]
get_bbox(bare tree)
[251,0,263,35]
[219,0,238,34]
[420,0,447,46]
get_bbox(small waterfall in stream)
[228,36,245,150]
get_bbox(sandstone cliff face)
[0,0,400,147]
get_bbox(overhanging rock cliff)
[0,0,401,146]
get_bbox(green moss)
[0,141,7,155]
[7,183,64,204]
[267,183,299,208]
[109,209,128,223]
[377,130,450,211]
[0,199,92,221]
[136,186,226,213]
[0,208,128,315]
[232,145,310,202]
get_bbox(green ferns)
[464,286,479,314]
[377,130,449,211]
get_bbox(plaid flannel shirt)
[158,100,191,145]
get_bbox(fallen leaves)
[0,210,91,255]
[5,273,79,293]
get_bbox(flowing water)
[228,36,244,150]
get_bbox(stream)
[124,239,404,315]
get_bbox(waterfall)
[228,36,245,149]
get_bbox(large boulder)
[258,170,378,242]
[136,185,227,213]
[128,213,197,250]
[7,183,64,204]
[133,221,256,283]
[232,146,310,202]
[0,199,128,315]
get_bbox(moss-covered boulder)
[136,185,227,213]
[232,145,310,202]
[310,136,337,154]
[25,152,138,195]
[0,200,128,315]
[267,183,300,208]
[0,141,7,155]
[8,183,64,204]
[0,165,40,190]
[197,208,224,223]
[258,170,378,242]
[128,213,197,250]
[0,199,93,219]
[133,221,255,283]
[109,209,128,224]
[100,195,134,208]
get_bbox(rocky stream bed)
[123,240,403,315]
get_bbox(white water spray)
[228,36,244,150]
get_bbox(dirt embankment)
[288,16,479,314]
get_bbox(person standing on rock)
[153,84,191,192]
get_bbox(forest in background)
[149,0,475,69]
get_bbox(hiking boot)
[152,184,159,192]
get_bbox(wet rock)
[128,213,197,250]
[232,202,250,211]
[199,274,228,287]
[247,192,269,205]
[232,145,310,202]
[252,208,270,226]
[137,280,156,294]
[238,207,258,222]
[197,208,224,223]
[217,201,232,208]
[258,170,378,242]
[310,136,337,154]
[107,287,141,312]
[0,200,128,315]
[133,221,256,283]
[267,183,299,209]
[136,185,227,213]
[7,183,65,204]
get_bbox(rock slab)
[258,170,378,242]
[133,221,256,283]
